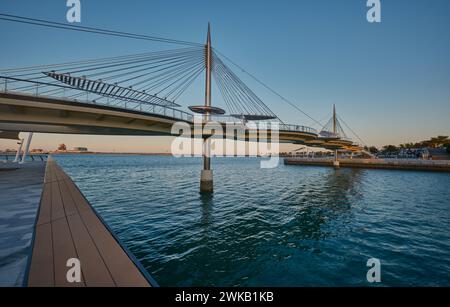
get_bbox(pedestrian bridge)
[0,22,367,194]
[0,90,358,152]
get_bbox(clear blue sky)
[0,0,449,151]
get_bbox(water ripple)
[55,155,450,286]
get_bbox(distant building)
[31,149,44,153]
[428,148,450,160]
[73,147,88,152]
[58,144,67,151]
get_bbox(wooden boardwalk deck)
[27,158,152,287]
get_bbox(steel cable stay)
[320,116,349,139]
[213,48,322,127]
[1,48,204,93]
[53,53,203,96]
[112,55,203,85]
[211,52,278,121]
[337,115,368,147]
[218,59,276,119]
[214,59,261,115]
[133,57,204,93]
[213,62,256,116]
[154,60,205,98]
[215,55,276,118]
[213,55,266,115]
[0,14,203,47]
[0,47,203,78]
[2,46,207,108]
[137,57,205,95]
[2,47,204,93]
[172,65,205,101]
[65,49,202,76]
[6,55,198,93]
[213,64,247,115]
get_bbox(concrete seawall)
[284,158,450,172]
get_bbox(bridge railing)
[204,116,318,134]
[0,76,195,123]
[1,77,318,135]
[279,124,317,134]
[1,153,48,162]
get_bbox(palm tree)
[422,136,449,148]
[382,145,399,154]
[369,146,379,154]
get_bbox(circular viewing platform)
[188,105,226,115]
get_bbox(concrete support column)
[333,149,340,168]
[20,133,33,164]
[200,136,213,193]
[200,169,213,193]
[200,23,213,193]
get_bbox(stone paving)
[0,162,45,286]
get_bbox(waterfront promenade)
[27,157,152,287]
[0,162,45,286]
[0,158,155,287]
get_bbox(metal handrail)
[279,124,317,134]
[0,77,319,135]
[0,77,194,123]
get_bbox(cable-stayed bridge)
[0,18,364,192]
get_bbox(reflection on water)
[55,155,450,286]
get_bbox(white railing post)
[20,133,34,164]
[13,138,24,163]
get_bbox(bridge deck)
[27,158,152,287]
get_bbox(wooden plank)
[28,223,54,287]
[28,158,151,287]
[37,182,52,226]
[50,180,65,221]
[51,217,85,287]
[79,209,150,287]
[66,213,115,287]
[46,163,56,183]
[59,179,78,217]
[54,165,68,182]
[64,179,92,213]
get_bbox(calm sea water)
[54,154,450,286]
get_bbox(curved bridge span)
[0,91,359,151]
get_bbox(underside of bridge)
[0,92,328,145]
[0,92,179,136]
